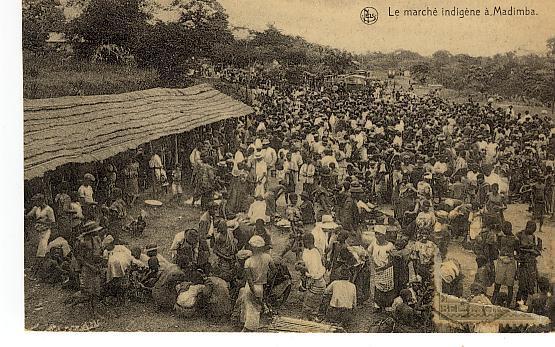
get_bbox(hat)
[440,260,460,284]
[374,225,387,235]
[248,235,265,248]
[102,235,114,247]
[142,243,157,253]
[350,181,364,193]
[320,215,339,229]
[236,249,253,260]
[262,138,270,145]
[80,221,103,236]
[84,173,95,181]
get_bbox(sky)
[216,0,555,56]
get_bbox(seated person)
[324,267,357,329]
[247,194,269,224]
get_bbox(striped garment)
[303,277,326,315]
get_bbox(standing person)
[171,165,184,204]
[368,226,396,310]
[213,220,239,279]
[54,182,74,241]
[199,203,218,250]
[515,221,542,303]
[174,228,211,277]
[123,156,140,205]
[253,150,268,197]
[492,221,518,307]
[299,157,316,194]
[78,173,97,221]
[228,162,250,213]
[300,191,316,225]
[107,188,127,243]
[339,181,363,234]
[311,214,339,262]
[485,183,507,225]
[262,139,277,178]
[236,235,274,332]
[26,194,56,278]
[290,144,303,193]
[300,233,327,321]
[531,177,547,232]
[190,143,203,189]
[72,221,104,318]
[197,155,217,210]
[149,150,164,198]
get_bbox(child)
[412,234,439,284]
[145,244,161,285]
[285,193,301,223]
[324,267,356,329]
[171,165,184,204]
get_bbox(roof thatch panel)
[24,83,253,180]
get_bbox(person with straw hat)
[236,235,274,331]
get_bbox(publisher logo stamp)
[360,7,379,25]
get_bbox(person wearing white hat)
[237,235,274,331]
[310,214,339,259]
[253,148,268,196]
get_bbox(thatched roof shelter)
[24,83,253,180]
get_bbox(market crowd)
[25,73,555,332]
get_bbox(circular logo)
[360,7,378,25]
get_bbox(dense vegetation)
[23,0,554,106]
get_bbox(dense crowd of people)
[24,73,555,332]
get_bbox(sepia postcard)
[12,0,555,336]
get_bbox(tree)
[431,50,452,67]
[547,36,555,56]
[22,0,65,51]
[68,0,151,57]
[410,62,431,84]
[168,0,233,59]
[134,1,233,82]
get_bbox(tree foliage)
[67,0,150,58]
[23,0,65,51]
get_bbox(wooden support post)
[174,134,179,167]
